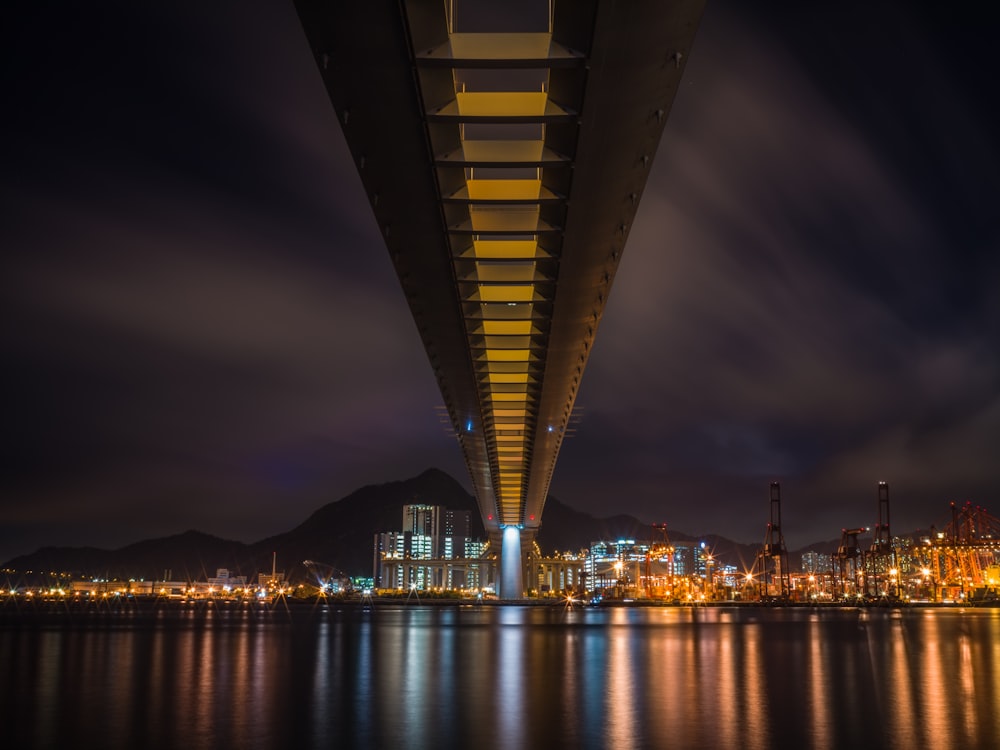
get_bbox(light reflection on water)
[2,605,999,750]
[806,616,833,750]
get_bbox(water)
[2,603,999,750]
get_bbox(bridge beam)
[293,1,705,595]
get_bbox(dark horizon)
[0,466,967,576]
[4,1,998,563]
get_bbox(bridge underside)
[294,0,704,595]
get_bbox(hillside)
[4,468,772,582]
[250,468,483,575]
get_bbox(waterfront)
[2,604,998,750]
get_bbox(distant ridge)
[3,468,764,582]
[252,467,483,575]
[8,530,256,584]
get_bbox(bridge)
[294,0,705,597]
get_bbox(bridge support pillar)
[499,526,523,600]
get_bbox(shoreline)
[0,594,994,623]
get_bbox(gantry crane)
[915,502,1000,601]
[868,482,899,598]
[752,482,790,601]
[835,528,867,599]
[644,523,675,600]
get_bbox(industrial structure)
[868,481,898,597]
[644,523,675,598]
[294,0,705,596]
[811,487,1000,603]
[752,482,790,600]
[915,501,1000,602]
[834,527,867,598]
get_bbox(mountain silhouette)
[3,468,763,583]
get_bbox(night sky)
[4,2,997,563]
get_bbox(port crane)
[915,502,1000,601]
[835,528,868,599]
[643,524,675,600]
[868,482,898,598]
[752,482,790,601]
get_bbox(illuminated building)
[582,538,737,600]
[402,504,441,537]
[670,544,696,576]
[207,568,247,589]
[892,536,915,573]
[374,504,490,591]
[801,551,833,574]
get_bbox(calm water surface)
[2,603,999,750]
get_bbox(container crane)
[835,528,867,599]
[644,524,675,599]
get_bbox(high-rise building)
[672,544,696,576]
[403,504,441,538]
[444,509,470,539]
[802,551,833,574]
[375,504,488,590]
[400,504,474,559]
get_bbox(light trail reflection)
[603,610,638,749]
[3,605,1000,749]
[496,607,527,750]
[807,616,833,750]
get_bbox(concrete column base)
[499,526,523,600]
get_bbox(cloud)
[2,2,996,561]
[554,3,1000,542]
[2,4,463,557]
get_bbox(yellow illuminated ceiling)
[442,29,562,533]
[435,33,560,61]
[469,240,540,259]
[455,91,549,117]
[417,20,577,527]
[427,33,570,524]
[467,179,541,200]
[454,77,552,527]
[473,263,537,283]
[482,321,533,336]
[485,371,532,383]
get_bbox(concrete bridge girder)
[294,0,705,596]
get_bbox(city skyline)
[4,1,998,564]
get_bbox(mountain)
[3,468,765,582]
[249,468,483,576]
[4,530,257,584]
[2,469,481,583]
[536,496,647,552]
